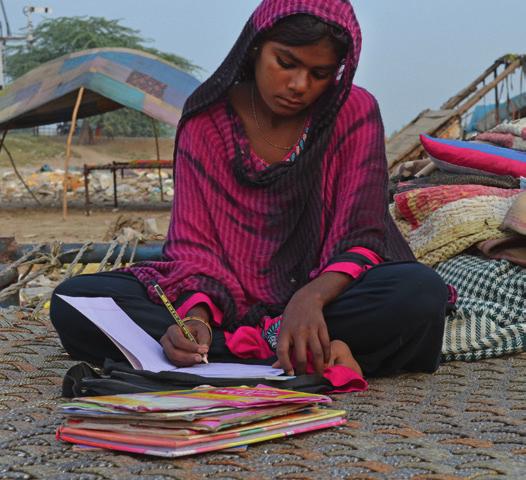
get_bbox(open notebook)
[58,295,284,378]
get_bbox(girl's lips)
[276,96,304,109]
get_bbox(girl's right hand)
[160,320,211,366]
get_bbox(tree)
[5,16,199,137]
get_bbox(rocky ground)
[0,135,176,243]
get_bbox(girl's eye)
[276,56,294,69]
[312,70,331,80]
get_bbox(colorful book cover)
[61,403,232,421]
[67,403,305,433]
[65,385,331,413]
[57,408,346,458]
[62,408,344,446]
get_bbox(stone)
[0,166,174,207]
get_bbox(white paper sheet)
[58,295,284,378]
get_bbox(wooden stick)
[441,58,502,110]
[151,118,164,201]
[456,60,521,116]
[0,129,41,206]
[63,87,85,220]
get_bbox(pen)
[150,281,208,364]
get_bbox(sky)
[2,0,526,134]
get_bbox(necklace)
[251,84,305,151]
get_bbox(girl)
[51,0,449,378]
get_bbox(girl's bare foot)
[272,339,363,376]
[329,340,363,377]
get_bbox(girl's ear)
[250,42,262,62]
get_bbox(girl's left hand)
[275,291,331,375]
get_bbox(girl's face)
[254,37,340,117]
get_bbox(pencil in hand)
[150,281,208,364]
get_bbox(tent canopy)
[0,47,201,130]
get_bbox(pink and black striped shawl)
[128,0,414,331]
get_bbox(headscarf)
[128,0,414,331]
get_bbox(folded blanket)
[392,185,521,266]
[477,236,526,267]
[491,117,526,140]
[389,170,520,200]
[435,254,526,362]
[476,132,526,151]
[501,190,526,235]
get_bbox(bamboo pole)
[151,118,164,201]
[62,87,85,220]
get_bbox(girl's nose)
[289,70,309,95]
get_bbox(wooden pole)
[456,59,521,116]
[441,58,504,110]
[494,69,500,125]
[83,164,90,216]
[63,87,85,220]
[151,118,164,201]
[112,163,118,208]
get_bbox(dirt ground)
[0,136,174,244]
[2,207,171,243]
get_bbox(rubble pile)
[0,168,174,206]
[14,213,163,307]
[103,214,165,242]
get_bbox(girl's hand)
[275,290,331,375]
[160,319,211,367]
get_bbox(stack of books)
[56,385,346,457]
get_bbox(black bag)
[62,359,333,397]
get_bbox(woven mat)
[1,308,525,480]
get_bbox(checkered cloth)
[435,254,526,362]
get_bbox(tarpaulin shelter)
[0,47,201,216]
[466,92,526,133]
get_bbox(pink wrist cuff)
[176,293,223,326]
[322,262,369,278]
[321,246,383,278]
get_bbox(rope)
[4,244,45,271]
[1,240,143,310]
[96,239,119,273]
[111,240,129,270]
[60,242,93,280]
[0,243,88,302]
[31,241,93,318]
[0,264,56,302]
[128,238,139,265]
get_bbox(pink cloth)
[177,293,223,326]
[320,365,368,393]
[321,246,382,278]
[127,0,414,335]
[224,323,368,394]
[224,318,275,360]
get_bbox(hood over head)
[181,0,362,128]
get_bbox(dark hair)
[260,14,349,62]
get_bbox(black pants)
[50,262,448,377]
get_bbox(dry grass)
[0,134,175,169]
